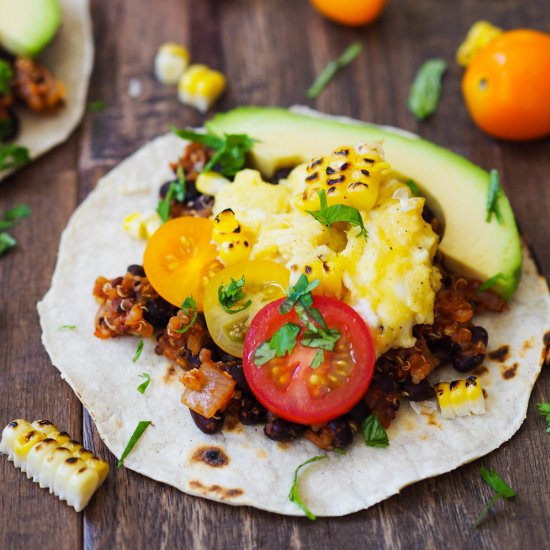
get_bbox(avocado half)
[206,106,522,300]
[0,0,61,57]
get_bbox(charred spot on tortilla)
[482,389,488,399]
[222,488,244,499]
[188,480,243,498]
[473,365,489,376]
[427,414,440,428]
[276,442,290,451]
[502,364,518,380]
[488,345,510,362]
[223,417,241,432]
[256,449,267,459]
[163,364,177,383]
[192,446,229,467]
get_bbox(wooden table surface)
[1,0,550,548]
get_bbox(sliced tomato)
[242,296,375,425]
[203,260,290,358]
[143,217,223,310]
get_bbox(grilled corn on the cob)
[0,419,109,512]
[154,43,190,84]
[178,64,226,113]
[212,208,252,266]
[434,376,486,419]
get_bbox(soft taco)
[0,0,93,180]
[38,107,550,517]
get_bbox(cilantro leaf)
[536,402,550,433]
[0,204,31,230]
[361,415,389,448]
[117,420,152,468]
[307,41,362,99]
[302,327,340,351]
[0,144,30,172]
[0,232,16,256]
[406,179,421,197]
[310,349,324,369]
[133,337,144,363]
[253,323,301,366]
[478,272,509,292]
[218,276,252,314]
[288,455,327,520]
[279,274,320,315]
[408,58,447,121]
[137,373,151,394]
[156,165,186,223]
[306,189,368,241]
[0,59,13,96]
[475,467,516,527]
[171,127,225,149]
[87,100,107,112]
[57,324,77,330]
[486,169,504,224]
[175,296,198,333]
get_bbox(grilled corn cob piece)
[301,143,390,213]
[178,64,226,113]
[154,43,190,84]
[212,208,252,266]
[456,21,502,67]
[123,210,162,240]
[434,376,486,419]
[196,171,230,196]
[0,419,109,512]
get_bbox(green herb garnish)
[406,179,421,197]
[307,189,368,241]
[0,204,31,231]
[87,100,107,112]
[156,164,186,223]
[57,324,77,330]
[137,373,151,394]
[307,41,362,99]
[408,58,447,121]
[486,169,503,224]
[478,272,509,292]
[175,296,198,334]
[361,415,389,448]
[0,144,30,172]
[133,337,144,363]
[333,447,347,455]
[172,127,256,178]
[536,402,550,433]
[117,420,152,468]
[289,455,327,520]
[279,275,320,315]
[310,349,324,369]
[0,60,13,96]
[254,322,301,366]
[0,232,16,256]
[475,467,516,527]
[218,276,252,314]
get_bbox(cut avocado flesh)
[206,107,522,300]
[0,0,61,57]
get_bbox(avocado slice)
[206,106,522,299]
[0,0,61,57]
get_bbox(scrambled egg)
[213,143,441,355]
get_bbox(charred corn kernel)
[178,64,226,113]
[212,208,252,266]
[0,419,110,512]
[456,21,502,67]
[196,171,230,196]
[301,144,390,213]
[123,210,161,240]
[154,43,190,84]
[301,256,344,298]
[434,376,486,419]
[213,208,240,237]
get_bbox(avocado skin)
[206,106,522,300]
[0,0,61,57]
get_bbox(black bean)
[143,297,178,329]
[238,397,268,425]
[160,179,200,202]
[190,410,224,434]
[264,418,306,442]
[471,326,489,346]
[127,264,145,277]
[222,361,249,393]
[402,378,436,401]
[345,399,370,424]
[188,194,214,212]
[0,108,19,142]
[326,419,353,448]
[452,352,484,373]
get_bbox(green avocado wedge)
[207,106,522,300]
[0,0,61,57]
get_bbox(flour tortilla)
[0,0,93,181]
[38,122,550,516]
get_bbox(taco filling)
[91,136,508,452]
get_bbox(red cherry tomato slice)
[242,296,375,425]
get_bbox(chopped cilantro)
[87,100,107,112]
[301,327,340,351]
[475,467,516,527]
[334,447,347,455]
[133,337,144,363]
[478,272,509,292]
[254,323,301,366]
[117,420,152,468]
[288,455,328,520]
[0,232,16,256]
[361,415,389,448]
[307,41,362,99]
[406,179,421,197]
[307,189,368,241]
[536,402,550,433]
[486,169,504,224]
[57,324,77,330]
[156,164,186,223]
[279,274,320,315]
[137,373,151,394]
[218,276,252,314]
[0,60,12,96]
[0,204,31,258]
[408,58,447,121]
[310,349,324,369]
[0,144,30,172]
[175,296,198,334]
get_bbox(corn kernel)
[456,21,502,67]
[123,211,161,240]
[154,43,190,84]
[178,64,226,113]
[196,171,230,196]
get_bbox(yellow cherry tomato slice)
[203,260,290,358]
[143,217,223,310]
